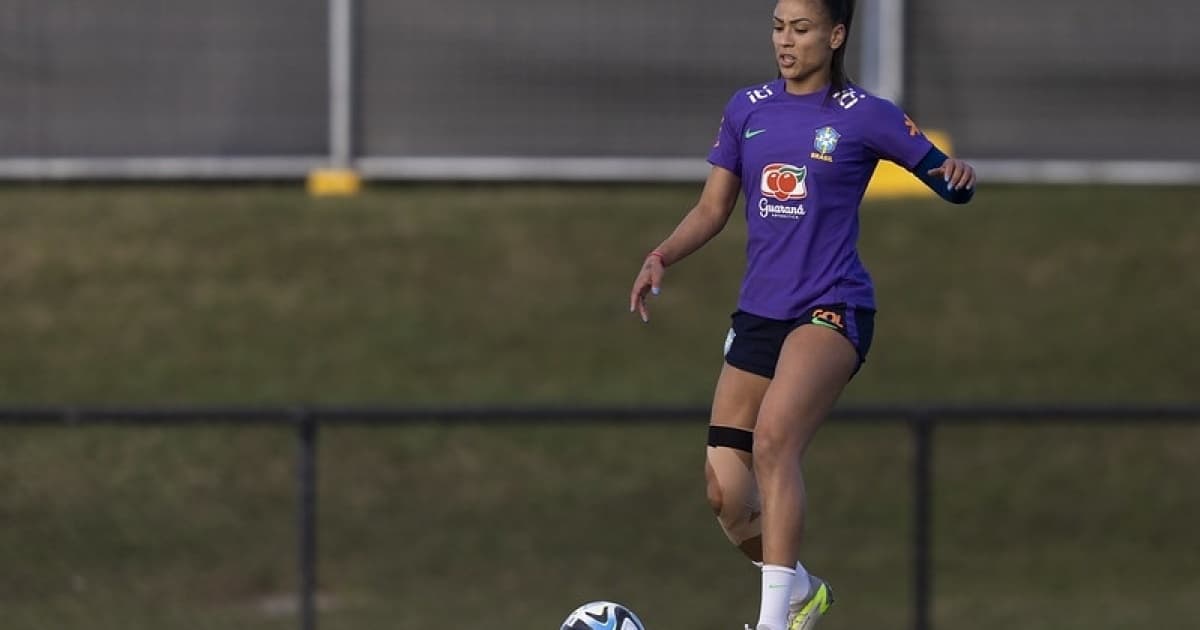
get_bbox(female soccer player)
[628,1,974,629]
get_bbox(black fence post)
[911,413,935,630]
[296,408,318,630]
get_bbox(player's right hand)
[629,253,665,323]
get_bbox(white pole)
[857,0,881,95]
[329,0,353,168]
[877,0,906,105]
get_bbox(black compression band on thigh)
[707,425,754,453]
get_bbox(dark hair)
[822,0,855,94]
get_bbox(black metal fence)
[3,404,1199,630]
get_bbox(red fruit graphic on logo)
[766,170,780,193]
[777,172,797,199]
[760,163,807,201]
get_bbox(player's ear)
[829,23,846,50]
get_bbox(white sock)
[753,559,812,604]
[791,560,812,603]
[757,564,796,630]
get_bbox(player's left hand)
[928,158,976,191]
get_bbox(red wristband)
[647,250,666,265]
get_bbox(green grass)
[0,184,1198,629]
[2,183,1198,403]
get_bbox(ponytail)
[823,0,856,95]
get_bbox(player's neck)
[784,69,832,96]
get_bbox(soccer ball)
[560,601,646,630]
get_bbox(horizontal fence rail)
[4,403,1200,425]
[4,403,1199,630]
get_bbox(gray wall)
[907,0,1200,160]
[0,0,327,157]
[357,0,824,158]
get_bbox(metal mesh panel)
[0,0,328,157]
[907,1,1200,160]
[358,0,861,158]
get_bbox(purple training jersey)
[707,79,933,319]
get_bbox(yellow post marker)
[864,130,953,201]
[306,168,362,197]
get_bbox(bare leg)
[753,325,857,571]
[705,362,770,560]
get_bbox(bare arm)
[629,165,741,322]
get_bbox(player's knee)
[751,421,785,468]
[706,425,760,545]
[706,446,760,544]
[752,413,810,467]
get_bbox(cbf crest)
[810,126,840,163]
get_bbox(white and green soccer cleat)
[787,575,834,630]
